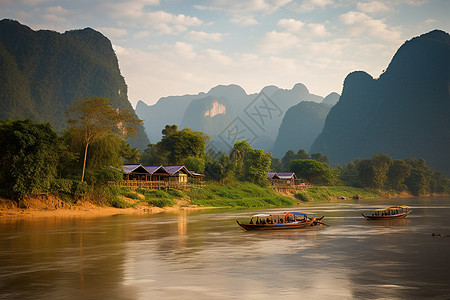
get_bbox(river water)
[1,196,450,299]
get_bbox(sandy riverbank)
[0,195,208,221]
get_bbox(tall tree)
[0,119,65,199]
[387,159,411,190]
[230,140,252,177]
[66,97,142,182]
[281,149,309,171]
[156,127,206,165]
[290,159,334,184]
[242,148,272,186]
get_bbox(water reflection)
[1,197,450,299]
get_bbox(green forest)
[0,96,449,210]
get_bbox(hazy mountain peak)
[322,92,340,105]
[292,82,309,95]
[260,85,280,96]
[207,84,248,98]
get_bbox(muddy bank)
[0,195,207,221]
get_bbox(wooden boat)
[236,212,317,231]
[362,205,411,220]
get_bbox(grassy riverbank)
[295,186,384,202]
[1,182,414,219]
[110,181,298,208]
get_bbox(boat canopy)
[251,214,271,218]
[376,206,410,211]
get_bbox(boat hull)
[236,219,314,231]
[362,211,411,220]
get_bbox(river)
[1,196,450,299]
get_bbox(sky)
[1,0,449,107]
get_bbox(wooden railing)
[269,180,309,191]
[109,180,205,190]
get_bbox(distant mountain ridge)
[311,29,450,175]
[0,19,149,149]
[271,101,332,158]
[136,83,338,153]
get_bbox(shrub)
[295,191,312,201]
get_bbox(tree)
[66,97,142,182]
[230,140,252,177]
[183,156,205,173]
[357,159,375,187]
[339,161,360,187]
[387,160,411,190]
[290,159,334,184]
[270,157,283,172]
[140,143,168,166]
[157,127,206,165]
[281,149,309,171]
[357,154,393,188]
[0,119,65,199]
[404,158,433,195]
[310,152,329,166]
[371,153,393,188]
[120,141,140,164]
[162,124,178,138]
[205,160,226,181]
[242,148,272,186]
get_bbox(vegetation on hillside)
[0,19,149,149]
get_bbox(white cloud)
[97,27,128,38]
[133,30,150,39]
[424,19,437,24]
[290,0,333,12]
[194,0,291,14]
[357,1,392,14]
[306,23,329,37]
[260,30,299,54]
[277,18,305,33]
[19,0,53,5]
[340,11,401,41]
[277,18,329,38]
[205,49,233,64]
[230,15,259,26]
[44,6,68,15]
[103,1,201,34]
[185,31,225,42]
[41,13,66,23]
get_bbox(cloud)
[97,27,128,38]
[259,30,299,54]
[103,1,201,34]
[356,1,392,14]
[277,18,304,33]
[185,31,225,42]
[44,6,68,15]
[194,0,291,14]
[41,14,66,23]
[230,15,259,26]
[133,31,150,39]
[340,11,401,41]
[289,0,333,12]
[277,18,329,38]
[424,19,437,24]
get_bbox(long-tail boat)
[362,205,411,220]
[236,212,318,231]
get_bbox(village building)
[267,172,305,190]
[117,164,204,189]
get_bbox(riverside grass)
[109,183,383,209]
[186,181,298,208]
[299,186,381,202]
[111,182,298,208]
